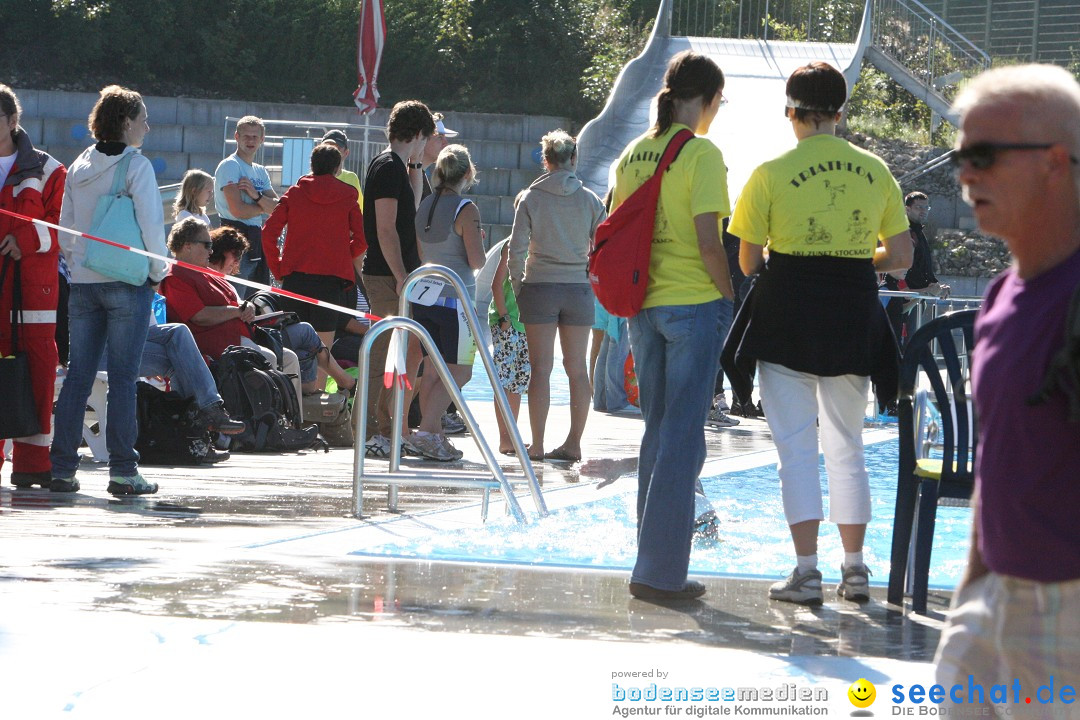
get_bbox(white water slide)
[577,0,873,203]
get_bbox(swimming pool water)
[355,438,972,589]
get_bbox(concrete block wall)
[14,88,567,236]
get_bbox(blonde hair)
[173,169,213,219]
[540,129,576,168]
[235,115,265,135]
[434,144,476,191]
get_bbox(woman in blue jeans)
[611,51,735,600]
[51,86,170,496]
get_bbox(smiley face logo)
[848,678,876,708]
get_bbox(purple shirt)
[973,248,1080,582]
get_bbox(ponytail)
[652,89,676,138]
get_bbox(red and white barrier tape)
[0,208,415,388]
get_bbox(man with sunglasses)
[934,64,1080,716]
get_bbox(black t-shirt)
[905,222,938,290]
[361,151,421,276]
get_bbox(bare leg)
[790,519,820,557]
[418,363,472,435]
[495,392,522,452]
[588,327,604,392]
[523,322,557,460]
[550,323,591,460]
[837,523,866,553]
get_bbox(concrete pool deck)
[0,399,951,718]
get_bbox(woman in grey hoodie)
[50,85,170,496]
[508,130,606,463]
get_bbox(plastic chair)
[887,309,978,614]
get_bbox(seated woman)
[159,219,356,398]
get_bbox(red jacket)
[261,174,366,283]
[0,128,66,340]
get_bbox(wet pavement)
[0,401,950,718]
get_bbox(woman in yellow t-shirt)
[613,50,735,602]
[728,62,912,606]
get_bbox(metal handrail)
[895,149,955,187]
[351,264,547,523]
[870,0,990,104]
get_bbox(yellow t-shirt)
[338,169,364,209]
[729,134,908,258]
[612,124,731,308]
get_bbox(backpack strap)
[654,128,696,177]
[109,152,136,197]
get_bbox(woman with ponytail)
[612,50,735,601]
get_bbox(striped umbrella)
[352,0,386,114]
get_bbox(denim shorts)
[517,282,595,326]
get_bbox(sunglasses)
[949,142,1080,170]
[190,240,213,249]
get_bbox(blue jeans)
[141,323,221,409]
[628,298,731,590]
[233,252,269,300]
[593,318,630,412]
[283,321,322,385]
[51,282,153,478]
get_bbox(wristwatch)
[499,314,511,325]
[407,162,423,169]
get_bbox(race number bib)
[407,278,446,306]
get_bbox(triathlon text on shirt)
[789,161,875,188]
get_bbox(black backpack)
[213,345,323,452]
[135,381,213,465]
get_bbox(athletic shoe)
[441,411,467,435]
[706,408,740,427]
[768,567,824,605]
[364,434,391,459]
[11,471,52,489]
[49,476,80,493]
[714,392,730,412]
[404,432,456,462]
[439,435,464,461]
[837,563,872,602]
[203,447,231,464]
[198,402,246,435]
[107,474,159,496]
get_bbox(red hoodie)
[261,173,366,283]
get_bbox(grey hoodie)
[58,145,169,284]
[508,169,605,287]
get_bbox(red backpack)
[588,128,695,318]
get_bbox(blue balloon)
[151,157,167,175]
[531,147,543,165]
[70,124,88,141]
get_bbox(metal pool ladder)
[351,265,547,524]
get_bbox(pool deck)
[0,397,951,718]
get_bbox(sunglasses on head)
[949,142,1080,170]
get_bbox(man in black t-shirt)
[360,100,435,455]
[884,191,951,349]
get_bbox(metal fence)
[670,0,863,42]
[869,0,990,103]
[222,116,385,190]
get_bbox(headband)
[785,97,843,113]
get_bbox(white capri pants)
[757,361,871,526]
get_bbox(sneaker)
[714,392,730,412]
[364,434,391,459]
[441,411,467,435]
[768,567,824,605]
[706,408,740,427]
[107,474,159,496]
[404,432,456,462]
[50,476,80,493]
[11,471,52,489]
[439,435,464,461]
[837,563,872,602]
[203,447,231,464]
[630,580,706,601]
[198,402,246,435]
[732,400,764,418]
